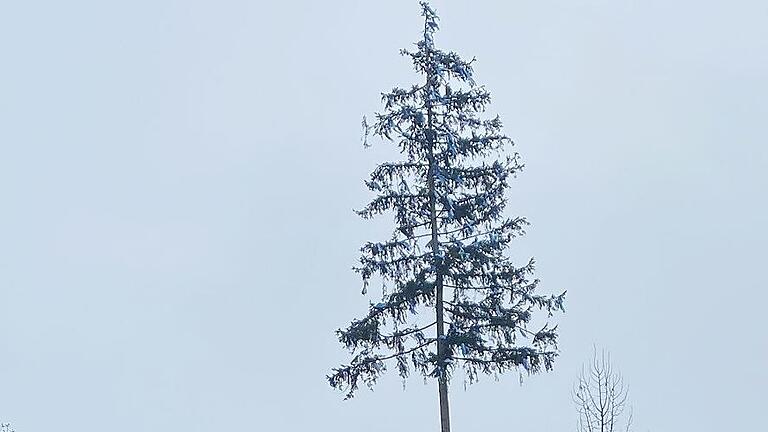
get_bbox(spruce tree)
[328,3,565,431]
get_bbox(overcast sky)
[1,1,766,431]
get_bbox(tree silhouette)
[574,348,633,432]
[329,3,565,431]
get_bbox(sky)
[0,0,766,431]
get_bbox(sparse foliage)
[328,3,564,431]
[573,348,633,432]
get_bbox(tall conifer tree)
[329,4,565,431]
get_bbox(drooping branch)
[328,338,437,399]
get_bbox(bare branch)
[573,347,633,432]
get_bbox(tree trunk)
[438,366,451,432]
[426,43,451,432]
[430,142,451,432]
[435,265,450,432]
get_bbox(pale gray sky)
[1,1,766,431]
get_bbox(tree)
[0,423,15,432]
[328,3,565,431]
[573,348,633,432]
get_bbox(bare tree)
[573,348,633,432]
